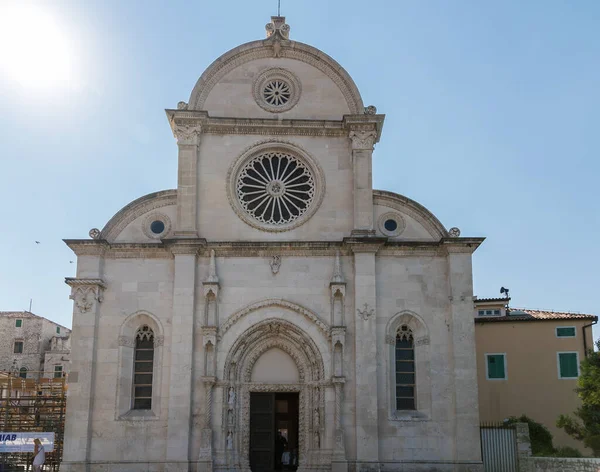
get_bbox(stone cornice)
[63,240,478,258]
[165,111,351,138]
[65,278,106,289]
[343,236,388,254]
[442,238,485,254]
[63,240,109,256]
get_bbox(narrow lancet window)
[133,325,154,410]
[395,325,415,410]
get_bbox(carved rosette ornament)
[448,227,461,238]
[265,16,290,39]
[349,130,378,150]
[65,278,106,314]
[363,105,377,115]
[88,228,101,240]
[172,121,202,145]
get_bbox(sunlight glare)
[0,4,75,89]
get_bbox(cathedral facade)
[62,17,483,472]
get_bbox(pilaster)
[171,118,203,237]
[62,276,106,468]
[343,113,385,236]
[347,239,384,463]
[166,244,198,467]
[445,242,483,464]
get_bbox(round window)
[142,213,171,239]
[150,220,165,234]
[378,212,406,237]
[236,151,315,226]
[384,219,398,232]
[253,68,301,113]
[263,79,291,107]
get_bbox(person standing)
[32,438,45,472]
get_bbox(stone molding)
[373,189,448,240]
[220,298,330,337]
[99,190,177,242]
[442,239,485,254]
[187,39,364,114]
[253,67,302,113]
[225,139,326,233]
[344,237,387,254]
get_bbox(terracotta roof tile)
[475,308,597,323]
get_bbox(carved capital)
[202,326,217,348]
[203,282,220,298]
[118,336,135,348]
[173,121,202,145]
[385,335,396,345]
[154,335,165,347]
[349,130,377,150]
[66,278,106,314]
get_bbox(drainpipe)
[582,317,598,358]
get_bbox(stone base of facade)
[60,460,483,472]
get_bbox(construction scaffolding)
[0,372,66,472]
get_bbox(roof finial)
[278,0,281,16]
[265,15,290,39]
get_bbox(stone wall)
[520,457,600,472]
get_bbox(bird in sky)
[35,241,40,244]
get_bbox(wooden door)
[250,393,275,472]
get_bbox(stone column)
[198,377,216,472]
[61,243,107,472]
[349,130,377,236]
[172,120,202,237]
[166,244,198,471]
[446,243,483,466]
[349,241,384,465]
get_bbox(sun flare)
[0,4,75,89]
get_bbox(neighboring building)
[62,16,484,472]
[0,311,71,379]
[474,298,597,452]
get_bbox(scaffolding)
[0,372,66,472]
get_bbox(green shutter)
[487,355,506,379]
[557,327,575,337]
[559,353,578,378]
[15,319,22,327]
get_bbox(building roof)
[475,308,598,323]
[0,311,71,331]
[475,297,510,303]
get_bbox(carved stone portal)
[221,318,327,471]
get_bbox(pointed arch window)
[133,325,154,410]
[395,325,415,410]
[19,367,27,379]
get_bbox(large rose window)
[236,151,315,226]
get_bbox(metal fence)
[0,372,66,472]
[480,422,519,472]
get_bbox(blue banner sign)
[0,433,54,453]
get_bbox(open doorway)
[249,392,299,472]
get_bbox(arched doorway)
[222,319,325,472]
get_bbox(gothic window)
[395,325,415,410]
[19,367,27,379]
[133,325,154,410]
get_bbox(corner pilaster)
[62,276,106,469]
[166,244,198,467]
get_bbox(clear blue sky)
[0,0,598,342]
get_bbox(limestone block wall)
[375,253,482,465]
[86,257,174,462]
